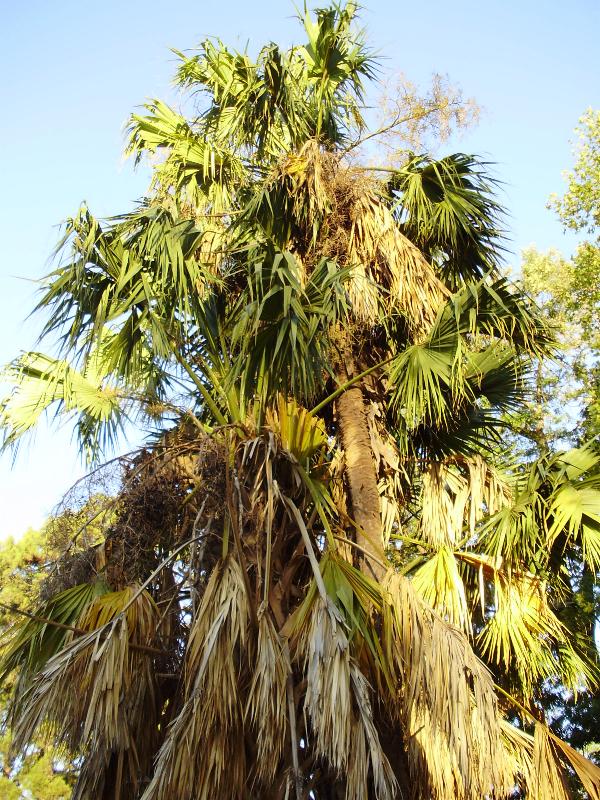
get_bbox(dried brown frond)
[282,138,332,239]
[531,723,571,800]
[277,141,447,332]
[420,456,511,549]
[12,587,159,799]
[245,607,289,785]
[500,719,534,794]
[550,729,600,800]
[142,557,249,800]
[297,597,352,772]
[346,188,448,330]
[291,593,397,799]
[502,720,600,800]
[385,571,511,799]
[349,663,397,800]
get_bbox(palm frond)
[419,456,511,548]
[482,443,600,574]
[478,571,596,695]
[12,586,159,799]
[531,723,571,800]
[384,572,511,799]
[37,204,217,358]
[411,546,470,631]
[230,251,347,404]
[245,608,289,785]
[143,558,248,800]
[0,580,106,688]
[347,189,448,328]
[298,3,377,143]
[127,99,246,211]
[550,729,600,800]
[391,153,506,288]
[1,350,126,458]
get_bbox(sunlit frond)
[127,99,246,211]
[12,587,159,800]
[1,350,125,458]
[384,572,511,799]
[347,189,448,327]
[483,443,600,575]
[478,571,596,695]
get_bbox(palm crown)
[1,5,600,800]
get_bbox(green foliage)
[510,109,600,780]
[551,108,600,235]
[391,153,505,288]
[519,112,600,447]
[0,6,599,800]
[0,529,79,799]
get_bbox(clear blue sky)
[0,0,598,538]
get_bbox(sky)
[0,0,598,538]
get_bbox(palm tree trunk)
[335,337,385,581]
[334,337,414,793]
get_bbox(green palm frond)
[298,2,377,142]
[1,350,126,458]
[265,394,329,464]
[37,204,218,357]
[478,570,596,695]
[411,546,471,631]
[482,443,600,574]
[391,153,506,288]
[443,276,555,356]
[387,276,552,455]
[174,3,374,151]
[0,581,107,688]
[174,39,301,156]
[230,251,348,404]
[127,99,247,210]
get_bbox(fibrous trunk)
[335,335,385,581]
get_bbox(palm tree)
[2,4,600,799]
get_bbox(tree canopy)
[1,5,600,800]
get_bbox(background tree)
[511,110,600,787]
[1,6,600,800]
[519,109,600,448]
[0,525,89,799]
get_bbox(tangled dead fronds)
[274,141,449,331]
[5,405,600,800]
[385,571,511,799]
[12,586,160,800]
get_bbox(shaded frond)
[143,558,248,800]
[12,587,159,799]
[231,251,347,404]
[0,580,106,689]
[391,153,505,288]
